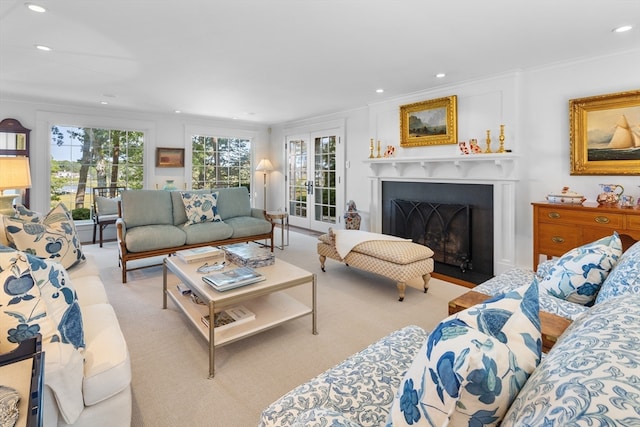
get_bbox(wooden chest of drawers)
[532,202,640,269]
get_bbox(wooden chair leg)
[93,223,97,244]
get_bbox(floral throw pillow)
[27,254,84,349]
[0,247,61,353]
[387,281,541,427]
[538,232,622,306]
[4,203,85,269]
[180,192,221,226]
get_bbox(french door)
[286,128,343,233]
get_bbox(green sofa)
[116,187,273,283]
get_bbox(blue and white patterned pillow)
[291,408,362,427]
[538,232,622,306]
[502,293,640,426]
[0,247,62,353]
[387,281,541,426]
[180,192,221,226]
[26,254,84,349]
[595,240,640,304]
[4,203,85,269]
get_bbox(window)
[50,126,144,218]
[191,135,252,191]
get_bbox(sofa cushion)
[0,247,61,352]
[474,267,589,321]
[81,303,131,406]
[42,341,85,424]
[502,293,640,426]
[4,202,85,269]
[215,187,252,219]
[27,255,85,349]
[538,232,622,306]
[124,224,186,252]
[595,240,640,304]
[180,191,222,225]
[259,325,428,427]
[121,189,173,228]
[387,281,541,426]
[95,196,120,215]
[225,216,272,238]
[180,221,233,245]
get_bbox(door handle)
[306,180,314,195]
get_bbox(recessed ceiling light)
[100,101,109,105]
[435,73,446,78]
[612,25,633,33]
[25,3,46,12]
[376,89,384,93]
[174,110,182,114]
[35,44,51,51]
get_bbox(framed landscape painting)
[400,95,457,147]
[570,90,640,175]
[156,147,185,168]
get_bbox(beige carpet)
[85,231,469,427]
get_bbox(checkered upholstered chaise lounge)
[317,229,434,301]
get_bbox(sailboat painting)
[587,107,640,161]
[570,90,640,175]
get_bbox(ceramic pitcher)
[597,184,624,205]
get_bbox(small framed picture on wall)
[156,147,185,168]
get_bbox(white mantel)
[365,154,519,276]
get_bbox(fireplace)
[364,154,519,284]
[382,182,493,284]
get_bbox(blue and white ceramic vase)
[162,180,177,191]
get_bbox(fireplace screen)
[390,199,471,271]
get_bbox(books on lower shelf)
[201,305,255,331]
[202,266,265,291]
[175,246,222,263]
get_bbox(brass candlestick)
[484,130,492,153]
[369,138,374,158]
[498,124,505,153]
[377,140,382,158]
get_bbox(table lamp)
[255,158,273,211]
[0,157,32,216]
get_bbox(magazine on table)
[201,305,255,331]
[202,266,265,291]
[175,246,222,263]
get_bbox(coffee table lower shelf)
[166,288,313,347]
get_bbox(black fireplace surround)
[381,181,493,284]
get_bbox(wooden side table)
[448,290,572,353]
[267,211,289,250]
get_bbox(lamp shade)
[256,158,274,172]
[0,157,32,191]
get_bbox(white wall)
[271,48,640,269]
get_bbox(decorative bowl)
[546,187,586,204]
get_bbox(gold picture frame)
[400,95,457,147]
[156,147,185,168]
[570,90,640,175]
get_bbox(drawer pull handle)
[595,216,610,224]
[551,236,565,244]
[548,212,561,219]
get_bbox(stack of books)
[201,305,255,331]
[175,246,222,263]
[202,266,265,291]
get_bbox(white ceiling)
[1,0,639,124]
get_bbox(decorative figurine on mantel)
[384,145,396,157]
[469,139,482,153]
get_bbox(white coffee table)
[163,256,317,378]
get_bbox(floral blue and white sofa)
[1,203,131,427]
[260,234,640,426]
